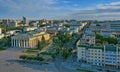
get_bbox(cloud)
[61,1,120,20]
[62,1,70,3]
[0,0,61,19]
[1,0,120,20]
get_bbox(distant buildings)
[46,27,58,36]
[23,27,37,32]
[77,44,120,68]
[8,20,18,28]
[2,19,10,24]
[0,28,4,39]
[0,28,2,34]
[78,28,96,45]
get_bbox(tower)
[23,16,29,26]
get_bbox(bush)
[19,55,44,61]
[19,55,27,60]
[34,56,44,61]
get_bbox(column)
[28,40,29,48]
[29,40,31,48]
[18,40,20,48]
[24,40,26,48]
[12,39,14,47]
[16,40,18,48]
[13,39,15,47]
[31,40,33,48]
[33,40,35,48]
[21,40,23,48]
[32,40,34,48]
[26,40,28,48]
[19,40,21,48]
[25,40,27,48]
[23,40,25,48]
[11,39,13,47]
[14,39,16,47]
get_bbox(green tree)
[96,23,101,26]
[53,32,73,60]
[38,36,47,50]
[0,24,8,34]
[102,41,108,45]
[0,36,11,47]
[107,36,118,44]
[96,33,103,40]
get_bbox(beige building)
[11,31,50,48]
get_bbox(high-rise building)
[23,16,29,26]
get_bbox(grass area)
[76,69,93,72]
[25,50,38,54]
[0,48,6,51]
[40,52,55,58]
[40,52,53,55]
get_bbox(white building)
[0,28,4,39]
[80,29,96,45]
[77,44,120,68]
[0,28,2,34]
[23,27,37,32]
[9,21,18,28]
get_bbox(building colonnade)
[11,39,37,48]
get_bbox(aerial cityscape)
[1,0,120,72]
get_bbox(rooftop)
[11,30,47,40]
[78,45,120,52]
[105,45,117,52]
[78,45,104,50]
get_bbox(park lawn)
[77,68,93,72]
[25,50,38,54]
[0,47,6,51]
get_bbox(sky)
[1,0,120,20]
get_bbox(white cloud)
[0,0,61,19]
[62,1,70,3]
[1,0,120,20]
[60,1,120,20]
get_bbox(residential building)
[0,34,4,39]
[46,27,58,36]
[8,20,18,28]
[77,44,120,68]
[23,27,37,32]
[80,29,96,45]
